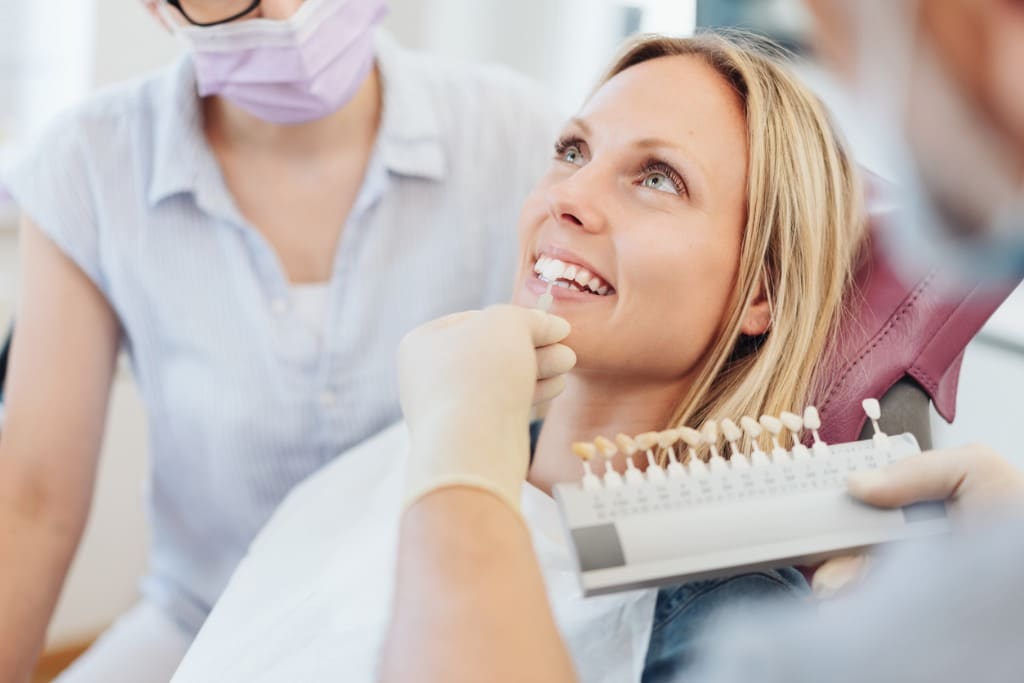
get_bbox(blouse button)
[270,297,289,315]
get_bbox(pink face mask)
[165,0,388,125]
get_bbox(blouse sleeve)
[3,109,108,295]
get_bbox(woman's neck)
[202,66,382,161]
[528,371,692,494]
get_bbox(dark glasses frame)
[165,0,262,27]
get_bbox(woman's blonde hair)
[603,31,865,455]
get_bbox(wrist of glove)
[404,418,532,512]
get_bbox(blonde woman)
[172,32,864,683]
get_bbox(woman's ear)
[740,277,772,337]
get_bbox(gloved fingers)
[812,553,870,598]
[536,343,577,379]
[846,449,970,508]
[424,310,479,330]
[523,308,571,348]
[533,375,567,405]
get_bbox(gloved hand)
[813,444,1024,597]
[398,305,575,512]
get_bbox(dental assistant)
[0,0,559,680]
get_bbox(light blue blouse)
[4,32,560,635]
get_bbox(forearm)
[378,487,577,683]
[0,462,88,682]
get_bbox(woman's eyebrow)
[566,117,592,136]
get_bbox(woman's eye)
[560,145,584,165]
[641,171,681,195]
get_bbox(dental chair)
[816,218,1021,449]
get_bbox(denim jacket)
[642,568,809,681]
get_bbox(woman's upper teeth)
[533,256,612,296]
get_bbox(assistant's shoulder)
[25,59,187,164]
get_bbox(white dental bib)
[172,422,657,682]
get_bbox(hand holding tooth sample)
[399,305,576,511]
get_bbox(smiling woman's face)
[512,54,758,384]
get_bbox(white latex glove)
[398,305,575,512]
[813,444,1024,597]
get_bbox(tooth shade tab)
[656,430,677,449]
[862,398,881,420]
[594,436,618,458]
[634,432,659,451]
[624,457,644,485]
[677,427,702,448]
[759,415,787,457]
[646,463,667,483]
[603,467,625,489]
[571,442,597,461]
[721,419,742,442]
[792,443,811,461]
[862,398,890,449]
[740,416,763,440]
[615,433,639,456]
[700,420,719,442]
[803,406,822,430]
[666,460,686,479]
[758,415,783,436]
[688,458,710,477]
[536,280,554,312]
[780,412,803,433]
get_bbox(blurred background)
[0,0,1021,677]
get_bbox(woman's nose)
[545,174,609,235]
[259,0,305,19]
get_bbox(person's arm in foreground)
[377,306,579,683]
[0,220,119,682]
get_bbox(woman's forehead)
[578,54,749,199]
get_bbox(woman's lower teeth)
[555,279,589,294]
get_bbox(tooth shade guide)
[571,442,602,491]
[624,458,645,485]
[536,280,554,312]
[615,433,639,456]
[758,415,788,460]
[862,398,890,449]
[720,418,743,460]
[803,405,830,456]
[552,426,946,598]
[792,443,811,461]
[594,436,618,459]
